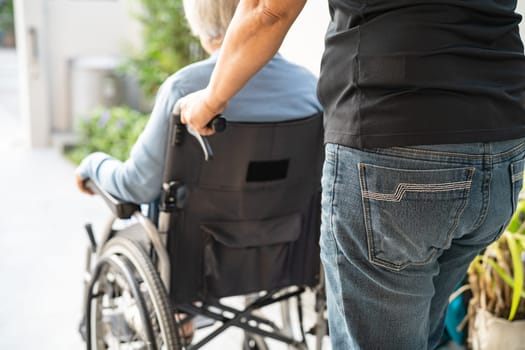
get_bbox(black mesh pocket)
[201,213,302,297]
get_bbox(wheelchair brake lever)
[183,116,227,161]
[187,125,214,161]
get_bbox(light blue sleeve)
[77,78,184,203]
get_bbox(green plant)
[0,0,15,34]
[468,199,525,322]
[122,0,205,99]
[66,106,148,165]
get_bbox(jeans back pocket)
[358,163,474,271]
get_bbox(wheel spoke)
[86,236,178,350]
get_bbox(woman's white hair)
[183,0,240,41]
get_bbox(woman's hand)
[75,172,94,195]
[178,0,304,136]
[179,88,227,136]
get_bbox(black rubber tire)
[89,236,180,349]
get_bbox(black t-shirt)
[318,0,525,148]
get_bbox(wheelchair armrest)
[85,179,140,219]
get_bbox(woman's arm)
[179,0,306,135]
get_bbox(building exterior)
[13,0,328,148]
[12,1,525,148]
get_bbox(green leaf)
[66,106,148,164]
[505,232,524,321]
[120,0,205,98]
[507,201,525,233]
[482,257,525,299]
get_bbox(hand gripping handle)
[172,102,226,160]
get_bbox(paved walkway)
[0,49,108,349]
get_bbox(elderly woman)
[75,0,322,202]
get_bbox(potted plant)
[467,201,525,349]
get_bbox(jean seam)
[389,140,525,160]
[325,145,339,256]
[358,163,380,268]
[326,145,348,320]
[512,181,521,213]
[471,144,493,232]
[334,252,351,339]
[510,159,524,211]
[445,168,476,244]
[329,146,338,240]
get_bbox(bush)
[0,0,14,34]
[66,106,148,165]
[122,0,205,99]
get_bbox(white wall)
[518,2,525,45]
[16,0,142,147]
[280,1,330,76]
[15,0,52,148]
[46,0,142,132]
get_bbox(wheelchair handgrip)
[172,112,227,161]
[85,179,140,219]
[208,116,226,133]
[171,101,227,160]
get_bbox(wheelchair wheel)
[86,236,180,350]
[242,334,269,350]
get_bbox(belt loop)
[482,142,492,170]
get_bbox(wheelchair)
[80,110,327,350]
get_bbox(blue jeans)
[320,139,525,350]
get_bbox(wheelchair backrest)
[162,113,323,301]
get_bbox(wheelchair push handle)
[186,116,226,160]
[171,102,226,161]
[207,116,227,132]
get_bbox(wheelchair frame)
[81,114,327,350]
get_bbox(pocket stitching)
[512,173,523,183]
[359,164,474,271]
[361,180,473,202]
